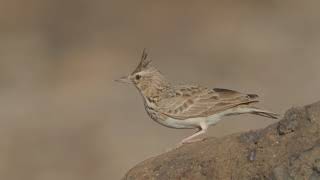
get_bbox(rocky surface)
[123,101,320,180]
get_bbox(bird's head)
[115,49,168,92]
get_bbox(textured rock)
[124,101,320,180]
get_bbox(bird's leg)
[181,129,206,144]
[180,123,208,145]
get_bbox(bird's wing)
[157,87,259,120]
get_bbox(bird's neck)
[139,78,172,104]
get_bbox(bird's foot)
[175,138,206,148]
[183,137,206,144]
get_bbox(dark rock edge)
[124,101,320,180]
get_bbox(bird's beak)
[114,76,132,84]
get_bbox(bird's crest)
[133,48,152,73]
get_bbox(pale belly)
[155,113,223,129]
[152,107,248,129]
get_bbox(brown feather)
[157,87,259,120]
[132,48,152,74]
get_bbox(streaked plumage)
[116,49,278,145]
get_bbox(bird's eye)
[135,74,141,80]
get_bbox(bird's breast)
[145,106,160,121]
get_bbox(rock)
[123,101,320,180]
[314,158,320,173]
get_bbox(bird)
[116,49,278,145]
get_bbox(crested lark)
[116,49,278,145]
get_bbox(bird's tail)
[249,107,279,119]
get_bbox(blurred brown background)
[1,0,320,179]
